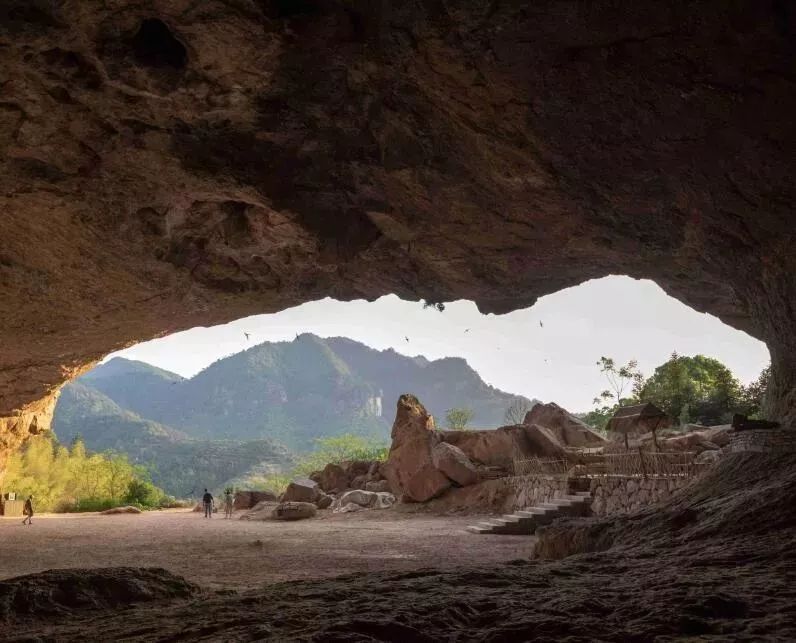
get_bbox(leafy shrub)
[445,407,474,430]
[124,479,162,507]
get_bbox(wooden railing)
[513,451,708,479]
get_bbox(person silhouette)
[223,490,234,519]
[202,489,214,518]
[22,495,33,525]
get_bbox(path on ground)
[0,510,534,589]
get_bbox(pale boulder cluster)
[241,466,396,521]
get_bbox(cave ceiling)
[0,1,794,452]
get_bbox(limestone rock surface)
[382,395,450,502]
[431,442,479,487]
[0,1,795,463]
[523,403,606,448]
[282,479,321,504]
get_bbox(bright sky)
[109,276,769,412]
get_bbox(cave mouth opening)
[53,276,768,489]
[131,18,187,69]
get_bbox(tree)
[639,353,743,426]
[739,364,770,418]
[2,434,168,512]
[593,357,645,407]
[504,398,534,425]
[583,357,645,431]
[445,407,474,430]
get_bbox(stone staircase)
[466,492,592,535]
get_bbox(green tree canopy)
[639,353,743,426]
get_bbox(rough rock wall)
[1,1,794,458]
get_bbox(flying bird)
[464,328,470,333]
[539,320,544,328]
[244,332,250,341]
[405,336,410,342]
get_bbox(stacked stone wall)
[508,475,571,511]
[589,477,691,516]
[728,429,796,453]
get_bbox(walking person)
[22,495,34,525]
[223,489,234,519]
[202,489,214,518]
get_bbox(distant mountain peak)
[84,356,184,382]
[70,335,536,451]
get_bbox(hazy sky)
[109,276,769,412]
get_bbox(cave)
[131,18,187,69]
[0,0,794,638]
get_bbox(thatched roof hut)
[606,403,671,436]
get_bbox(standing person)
[202,489,214,518]
[22,495,33,525]
[223,489,234,519]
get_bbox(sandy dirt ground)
[0,509,533,590]
[2,455,794,640]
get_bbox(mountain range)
[53,334,536,494]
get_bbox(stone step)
[468,491,596,535]
[466,525,492,534]
[539,501,573,510]
[515,509,549,518]
[477,521,502,529]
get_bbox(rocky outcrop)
[523,403,606,448]
[0,1,795,466]
[0,567,198,622]
[440,423,572,469]
[382,395,451,502]
[333,489,396,511]
[312,463,349,495]
[431,442,479,487]
[234,490,278,510]
[281,478,321,504]
[310,460,387,495]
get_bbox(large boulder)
[234,490,277,510]
[431,442,479,486]
[523,402,606,447]
[272,501,317,521]
[240,501,280,520]
[381,395,451,502]
[282,478,321,504]
[312,463,349,494]
[334,490,396,510]
[364,479,391,493]
[310,460,386,494]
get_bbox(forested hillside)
[54,383,293,496]
[56,334,536,453]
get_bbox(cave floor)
[0,509,534,590]
[3,453,796,641]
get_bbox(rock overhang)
[0,0,794,460]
